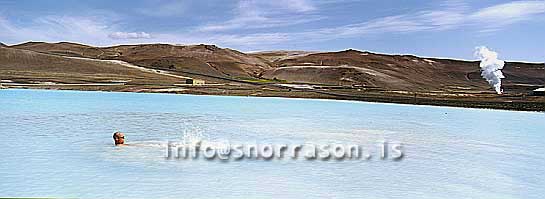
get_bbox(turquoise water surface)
[1,89,544,198]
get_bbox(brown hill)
[11,42,271,78]
[5,42,545,94]
[249,51,318,63]
[10,42,107,58]
[260,49,545,93]
[0,46,180,85]
[103,44,271,78]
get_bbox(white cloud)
[0,15,113,45]
[197,15,321,32]
[197,0,319,32]
[470,1,545,31]
[295,2,466,39]
[471,1,545,21]
[109,32,152,39]
[0,14,156,46]
[35,16,110,37]
[274,0,316,12]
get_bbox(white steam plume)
[474,46,505,94]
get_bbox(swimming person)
[113,131,126,146]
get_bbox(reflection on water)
[0,89,544,199]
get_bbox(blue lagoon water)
[1,89,544,198]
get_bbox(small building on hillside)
[531,87,545,96]
[185,78,205,85]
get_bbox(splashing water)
[474,46,505,94]
[178,125,229,150]
[181,126,208,146]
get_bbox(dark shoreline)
[3,86,544,112]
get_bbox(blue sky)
[1,0,545,62]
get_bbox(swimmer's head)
[113,132,125,145]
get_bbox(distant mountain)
[10,41,104,57]
[5,42,545,93]
[257,49,545,92]
[0,45,181,85]
[0,42,7,47]
[11,42,271,78]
